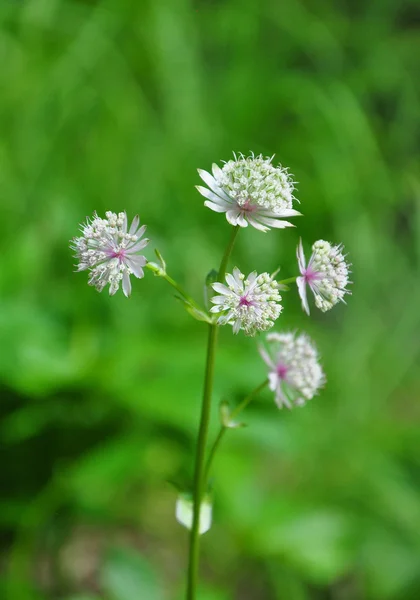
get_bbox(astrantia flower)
[210,267,282,336]
[197,153,301,232]
[71,211,149,297]
[296,239,351,314]
[259,331,325,409]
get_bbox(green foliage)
[101,547,163,600]
[0,0,419,599]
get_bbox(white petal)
[204,200,228,213]
[296,276,310,315]
[212,282,231,295]
[211,162,224,180]
[259,346,275,369]
[232,267,242,285]
[225,273,236,287]
[210,296,227,305]
[233,319,241,334]
[126,238,149,253]
[275,384,292,410]
[256,216,295,229]
[196,185,231,207]
[246,271,258,285]
[226,209,241,226]
[246,216,269,232]
[236,213,248,227]
[297,238,306,273]
[126,257,145,278]
[197,169,232,201]
[134,224,147,239]
[129,215,140,235]
[268,372,279,391]
[210,305,223,313]
[260,208,301,218]
[122,271,132,297]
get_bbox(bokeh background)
[1,0,420,599]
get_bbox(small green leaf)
[175,296,213,323]
[154,248,167,273]
[146,261,165,276]
[219,400,246,429]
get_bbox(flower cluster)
[70,150,353,552]
[296,238,351,314]
[259,332,325,409]
[210,267,282,336]
[70,152,352,408]
[197,153,301,232]
[71,211,149,297]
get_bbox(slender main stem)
[204,379,268,482]
[186,226,239,600]
[186,323,217,599]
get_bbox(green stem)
[278,276,297,285]
[204,379,268,482]
[218,226,239,280]
[146,264,206,314]
[187,323,218,599]
[162,272,198,306]
[186,227,239,600]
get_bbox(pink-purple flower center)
[108,248,127,263]
[239,295,254,308]
[239,198,257,213]
[303,267,321,284]
[276,363,288,379]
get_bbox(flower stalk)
[204,379,269,482]
[186,227,239,600]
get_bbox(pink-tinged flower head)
[196,153,301,232]
[71,211,149,297]
[210,267,282,336]
[296,239,351,314]
[259,331,326,409]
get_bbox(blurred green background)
[1,0,419,599]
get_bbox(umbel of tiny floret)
[197,153,301,232]
[259,332,325,409]
[296,239,351,314]
[210,267,282,336]
[71,211,149,297]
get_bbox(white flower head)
[197,152,301,232]
[259,331,326,409]
[211,267,282,336]
[296,239,351,314]
[71,211,149,297]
